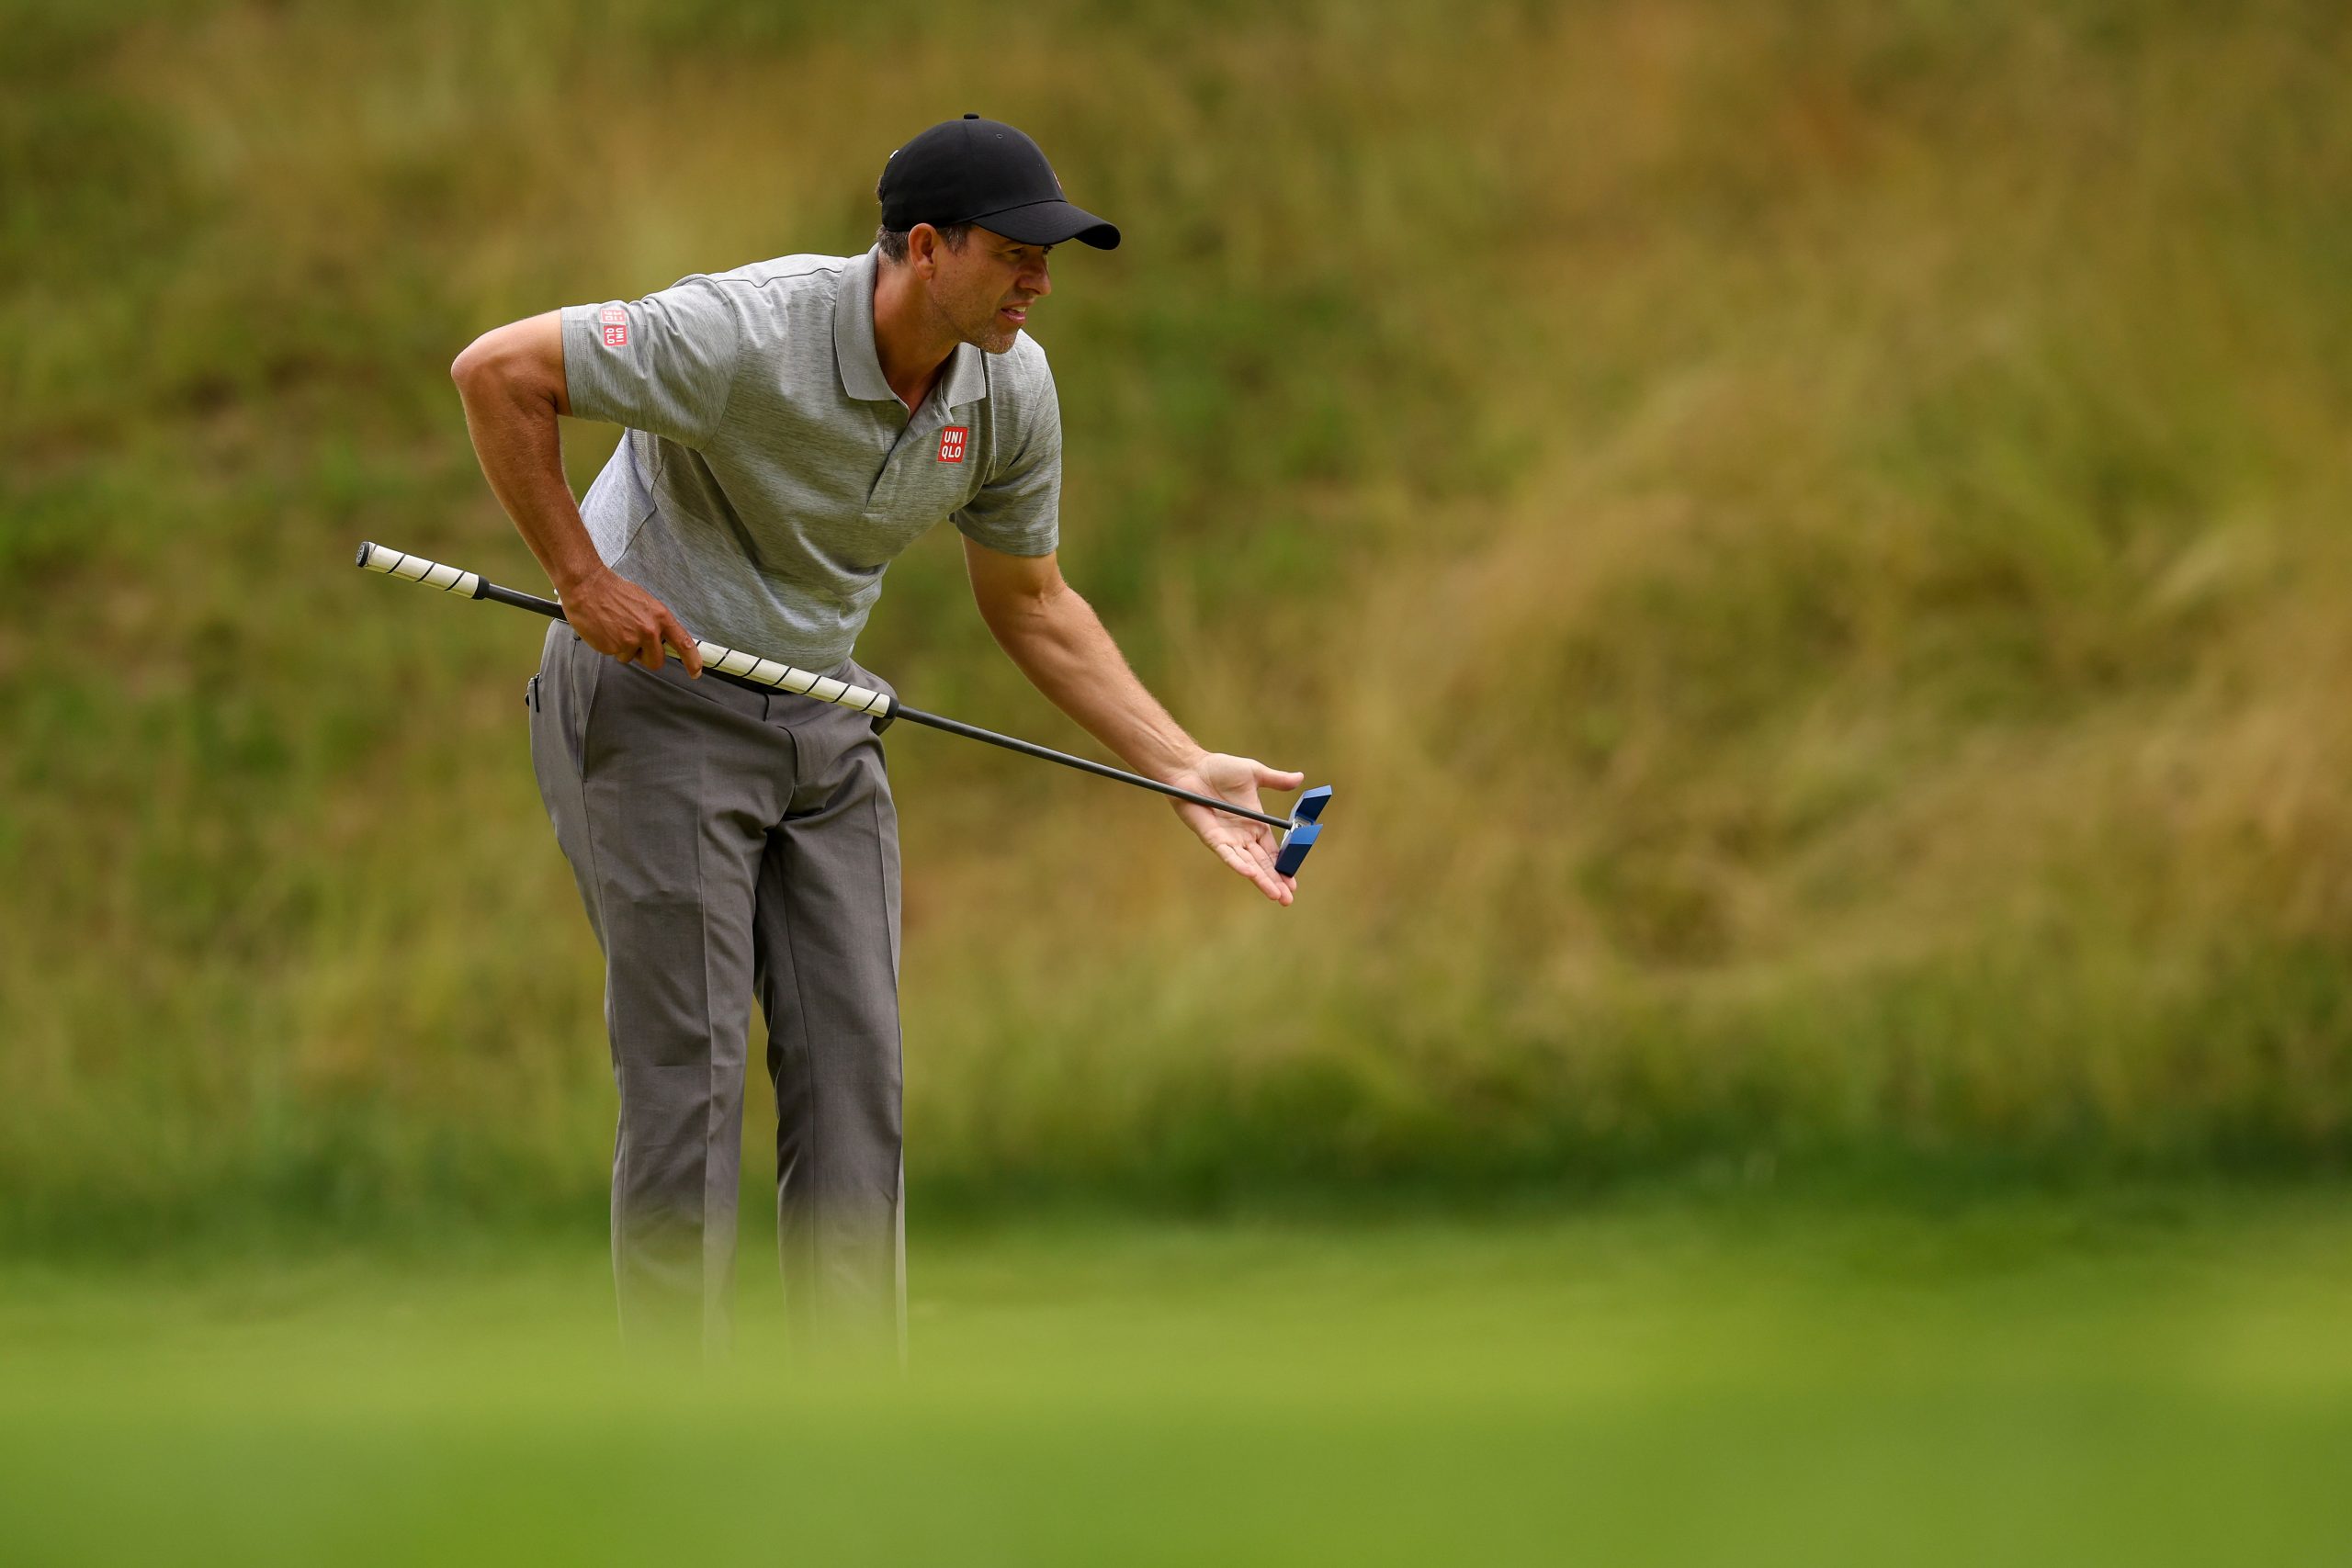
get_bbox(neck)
[870,261,959,412]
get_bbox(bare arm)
[448,312,701,674]
[964,536,1302,904]
[964,537,1201,780]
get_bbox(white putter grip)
[360,542,894,720]
[357,542,481,598]
[689,641,894,717]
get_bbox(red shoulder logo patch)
[599,306,628,348]
[938,426,969,463]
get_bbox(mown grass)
[7,1195,2352,1565]
[4,0,2352,1238]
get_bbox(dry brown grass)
[6,0,2351,1235]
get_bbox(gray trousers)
[528,623,905,1359]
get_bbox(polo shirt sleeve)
[954,350,1062,558]
[559,275,742,449]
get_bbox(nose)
[1024,254,1052,299]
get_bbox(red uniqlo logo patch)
[599,306,628,348]
[938,426,969,463]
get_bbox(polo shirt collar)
[833,246,991,412]
[938,340,989,411]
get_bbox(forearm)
[985,583,1204,783]
[448,318,699,672]
[451,323,605,596]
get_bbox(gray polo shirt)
[559,246,1061,669]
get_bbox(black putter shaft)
[361,544,1298,833]
[884,709,1293,831]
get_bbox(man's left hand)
[1166,753,1306,906]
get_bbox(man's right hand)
[561,566,704,676]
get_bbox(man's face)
[922,226,1054,354]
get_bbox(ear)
[908,223,944,280]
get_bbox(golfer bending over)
[450,117,1299,1358]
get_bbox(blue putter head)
[1274,785,1333,877]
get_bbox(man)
[448,115,1303,1358]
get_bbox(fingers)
[1179,797,1299,906]
[607,622,655,670]
[1255,761,1306,790]
[1248,837,1296,905]
[1214,841,1281,902]
[582,584,696,674]
[658,610,703,677]
[1214,838,1295,905]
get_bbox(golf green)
[6,1194,2350,1565]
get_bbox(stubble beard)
[971,306,1021,355]
[959,284,1025,354]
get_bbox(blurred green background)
[5,1,2352,1558]
[6,0,2349,1235]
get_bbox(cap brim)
[967,198,1120,250]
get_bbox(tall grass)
[5,0,2351,1241]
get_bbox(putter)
[356,542,1334,876]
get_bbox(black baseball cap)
[876,114,1120,251]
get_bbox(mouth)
[997,303,1031,328]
